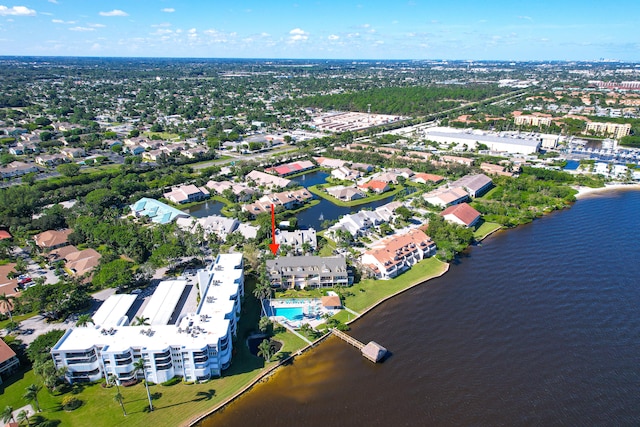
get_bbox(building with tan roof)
[34,229,73,252]
[423,187,469,208]
[163,184,210,204]
[65,248,102,277]
[440,203,481,228]
[361,229,436,279]
[450,174,493,198]
[0,263,19,298]
[0,338,20,384]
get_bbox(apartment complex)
[585,122,631,139]
[266,256,352,289]
[51,254,244,384]
[361,229,437,279]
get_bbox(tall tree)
[75,314,94,327]
[0,293,15,323]
[1,406,15,424]
[133,358,153,412]
[257,339,273,362]
[24,384,42,412]
[114,392,127,416]
[15,409,30,426]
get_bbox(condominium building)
[51,254,244,384]
[361,229,437,279]
[266,256,352,289]
[585,122,631,139]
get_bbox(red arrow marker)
[269,204,279,255]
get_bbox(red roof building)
[440,202,481,228]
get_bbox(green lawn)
[473,221,503,240]
[341,257,448,313]
[307,184,404,207]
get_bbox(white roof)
[142,280,188,325]
[92,294,137,327]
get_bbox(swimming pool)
[273,306,304,321]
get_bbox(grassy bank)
[340,257,449,314]
[307,184,403,207]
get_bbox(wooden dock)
[331,328,387,363]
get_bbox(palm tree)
[75,314,94,327]
[0,293,15,323]
[15,409,30,426]
[114,392,127,416]
[2,406,15,424]
[24,384,42,412]
[257,339,273,362]
[133,316,150,326]
[133,358,153,412]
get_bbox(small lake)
[182,170,402,230]
[290,170,331,188]
[183,200,224,218]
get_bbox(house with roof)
[35,154,68,167]
[246,170,292,189]
[176,215,239,242]
[130,198,190,224]
[423,187,470,208]
[0,339,20,384]
[331,166,361,181]
[0,161,39,179]
[326,185,366,202]
[242,188,313,216]
[450,174,493,198]
[276,228,317,254]
[440,203,481,228]
[34,229,73,252]
[412,173,444,185]
[266,256,352,289]
[358,180,390,194]
[328,210,384,238]
[313,157,346,169]
[205,180,256,202]
[265,160,315,177]
[350,162,375,173]
[163,184,210,204]
[361,229,436,279]
[61,148,86,159]
[0,263,19,298]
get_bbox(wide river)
[200,189,640,426]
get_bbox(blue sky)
[1,0,639,60]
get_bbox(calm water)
[185,200,224,218]
[200,189,640,426]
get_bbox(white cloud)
[328,34,339,41]
[161,8,175,13]
[89,23,106,28]
[0,5,36,16]
[188,28,196,33]
[52,19,76,24]
[69,26,95,32]
[151,22,172,28]
[99,9,128,17]
[288,28,308,42]
[48,0,58,3]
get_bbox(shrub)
[62,396,82,411]
[161,377,182,387]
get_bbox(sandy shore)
[573,183,640,199]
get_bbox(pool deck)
[264,298,340,329]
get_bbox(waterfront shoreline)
[185,260,450,426]
[574,183,640,199]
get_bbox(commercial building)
[423,127,541,155]
[51,254,244,384]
